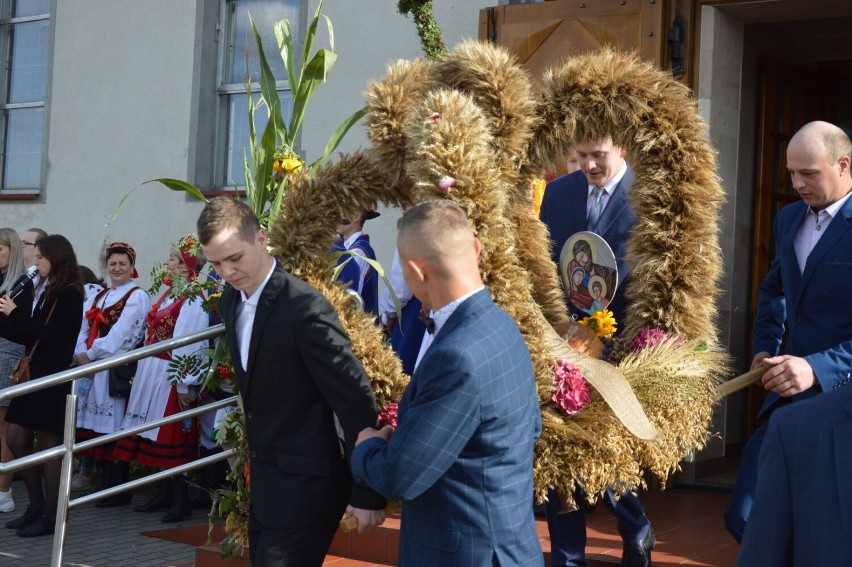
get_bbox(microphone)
[8,266,39,299]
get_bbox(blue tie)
[588,186,605,231]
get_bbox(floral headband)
[176,233,201,276]
[105,241,138,278]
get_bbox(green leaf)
[289,48,337,138]
[274,19,297,97]
[301,0,325,76]
[253,105,279,218]
[330,251,353,282]
[308,107,366,171]
[147,178,208,202]
[250,16,287,145]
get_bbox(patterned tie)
[588,186,605,231]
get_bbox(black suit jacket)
[221,263,385,529]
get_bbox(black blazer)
[2,283,83,378]
[221,263,385,529]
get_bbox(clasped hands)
[752,352,815,396]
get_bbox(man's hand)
[758,354,815,396]
[75,352,91,366]
[344,505,385,535]
[750,351,771,371]
[355,425,393,446]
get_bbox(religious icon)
[559,231,618,315]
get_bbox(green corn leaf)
[289,48,337,138]
[253,110,278,218]
[251,16,287,145]
[309,106,366,171]
[301,0,325,77]
[274,19,297,97]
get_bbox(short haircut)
[397,200,472,276]
[822,127,852,163]
[197,197,260,245]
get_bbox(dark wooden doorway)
[746,57,852,433]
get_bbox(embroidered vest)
[145,289,191,360]
[84,286,143,349]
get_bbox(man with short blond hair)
[352,200,543,566]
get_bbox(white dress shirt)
[236,261,276,371]
[412,286,485,372]
[794,191,851,274]
[586,161,628,218]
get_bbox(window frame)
[212,0,301,191]
[0,4,51,196]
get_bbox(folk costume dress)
[74,280,150,457]
[114,286,208,468]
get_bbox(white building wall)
[24,0,207,278]
[1,0,493,287]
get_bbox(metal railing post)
[51,394,77,566]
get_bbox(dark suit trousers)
[724,423,768,543]
[545,487,650,566]
[247,481,349,567]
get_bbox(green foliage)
[397,0,447,60]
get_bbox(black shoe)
[5,506,44,530]
[16,516,55,538]
[621,527,655,567]
[189,489,213,510]
[134,481,173,513]
[161,477,191,523]
[95,491,132,508]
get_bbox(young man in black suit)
[197,197,385,566]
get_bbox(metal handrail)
[0,323,236,566]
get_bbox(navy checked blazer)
[351,289,543,566]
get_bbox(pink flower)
[631,327,684,352]
[438,176,456,190]
[550,360,591,416]
[378,402,399,430]
[428,112,441,119]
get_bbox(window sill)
[0,191,40,200]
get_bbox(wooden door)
[479,0,665,86]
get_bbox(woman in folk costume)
[73,242,151,507]
[114,234,209,523]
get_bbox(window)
[0,0,50,192]
[216,0,300,188]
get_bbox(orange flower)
[244,463,251,488]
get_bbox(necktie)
[419,313,436,334]
[588,186,604,231]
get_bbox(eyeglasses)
[21,241,35,247]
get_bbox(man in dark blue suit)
[725,120,852,542]
[736,385,852,565]
[539,138,653,567]
[351,200,543,566]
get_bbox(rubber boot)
[161,476,191,523]
[134,479,173,513]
